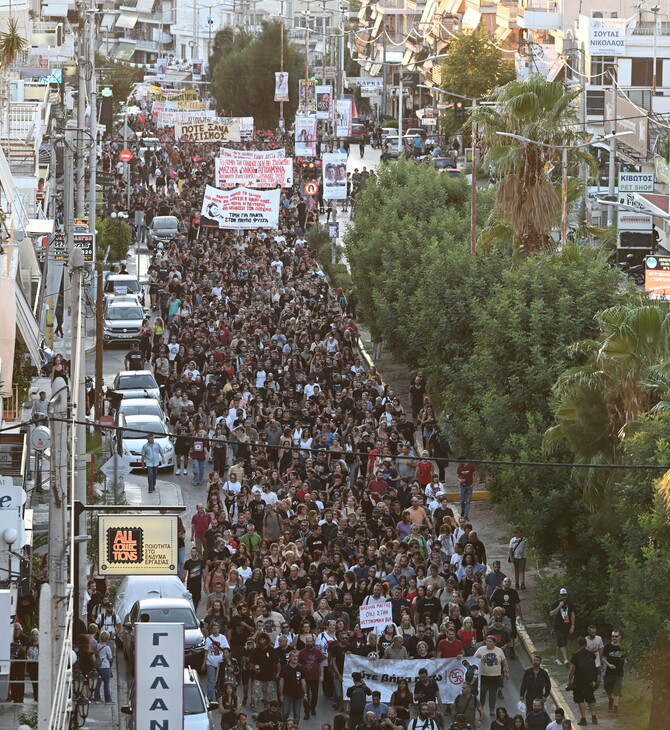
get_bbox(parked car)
[114,575,193,624]
[103,296,146,347]
[121,414,174,470]
[119,597,206,670]
[147,215,179,250]
[103,274,145,305]
[112,370,161,401]
[121,667,217,729]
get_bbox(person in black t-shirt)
[124,341,145,371]
[182,546,206,609]
[279,651,307,723]
[602,630,625,715]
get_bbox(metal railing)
[630,20,670,36]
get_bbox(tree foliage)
[472,75,595,254]
[210,21,304,129]
[440,28,515,101]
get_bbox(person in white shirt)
[585,625,605,685]
[546,707,566,730]
[223,473,242,496]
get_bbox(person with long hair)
[218,682,241,730]
[389,678,413,720]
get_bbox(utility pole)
[76,32,87,218]
[42,376,69,730]
[63,128,75,335]
[279,0,285,128]
[95,262,104,421]
[471,97,477,257]
[69,246,88,617]
[88,0,97,243]
[607,68,618,227]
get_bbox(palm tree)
[0,17,27,68]
[544,297,670,508]
[473,75,594,255]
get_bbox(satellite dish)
[637,2,649,11]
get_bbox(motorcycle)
[618,254,645,286]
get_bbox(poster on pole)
[316,85,333,120]
[336,99,352,138]
[175,119,241,143]
[295,115,317,157]
[275,72,289,102]
[322,151,348,200]
[343,655,482,705]
[299,79,316,112]
[200,184,281,229]
[220,148,285,159]
[135,623,184,729]
[216,156,293,188]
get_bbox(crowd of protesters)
[45,101,625,730]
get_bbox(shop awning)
[112,42,137,61]
[100,11,117,29]
[15,279,41,366]
[116,11,139,29]
[136,0,154,13]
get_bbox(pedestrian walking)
[474,635,509,718]
[182,546,206,610]
[190,425,209,486]
[567,637,598,726]
[508,526,527,589]
[602,630,625,716]
[140,432,164,493]
[550,588,575,666]
[93,631,113,703]
[202,622,230,700]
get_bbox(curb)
[516,621,579,725]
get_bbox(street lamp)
[496,131,632,245]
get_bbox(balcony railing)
[630,20,670,36]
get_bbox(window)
[590,56,616,85]
[631,58,663,87]
[586,90,605,116]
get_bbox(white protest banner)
[588,17,627,56]
[175,120,241,143]
[343,655,481,705]
[152,100,206,112]
[156,110,215,127]
[360,601,393,630]
[336,99,352,138]
[216,157,293,188]
[323,151,348,200]
[221,148,285,159]
[275,72,289,102]
[316,85,333,120]
[220,116,254,138]
[135,623,184,728]
[295,115,317,157]
[200,184,280,229]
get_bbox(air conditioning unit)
[592,10,618,18]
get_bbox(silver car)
[103,296,145,346]
[119,597,206,671]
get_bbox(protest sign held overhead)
[200,184,280,229]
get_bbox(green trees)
[440,29,515,101]
[473,75,593,254]
[209,21,304,129]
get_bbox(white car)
[117,397,167,424]
[112,370,161,401]
[122,414,174,470]
[114,575,193,623]
[121,667,217,729]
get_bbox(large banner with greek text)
[200,185,280,229]
[175,120,241,143]
[215,156,293,188]
[156,110,215,127]
[220,148,285,159]
[342,655,481,705]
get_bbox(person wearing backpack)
[567,637,598,726]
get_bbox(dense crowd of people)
[57,101,625,730]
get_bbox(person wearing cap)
[95,601,121,657]
[550,588,575,666]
